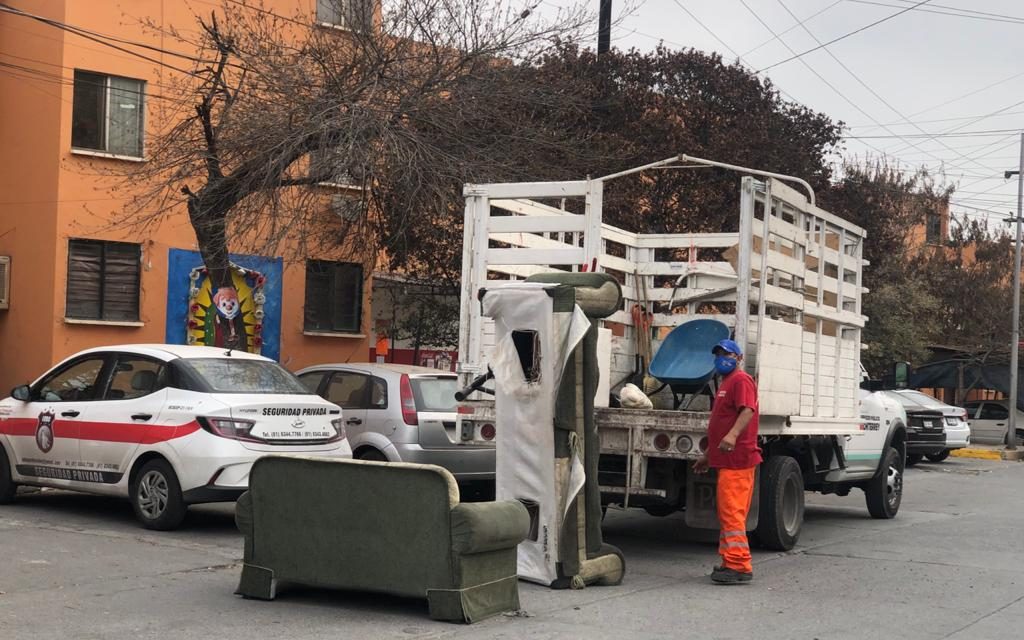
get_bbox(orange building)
[0,0,374,393]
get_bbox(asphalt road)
[1,457,1022,640]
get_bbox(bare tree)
[104,0,599,300]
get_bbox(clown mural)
[186,264,266,353]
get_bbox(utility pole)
[1003,131,1024,459]
[598,0,611,55]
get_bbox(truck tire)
[754,456,804,551]
[865,446,902,519]
[926,450,950,463]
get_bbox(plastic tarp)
[482,283,590,585]
[911,358,1024,412]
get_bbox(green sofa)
[234,456,530,623]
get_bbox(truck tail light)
[480,423,496,440]
[400,374,418,426]
[653,433,670,451]
[676,435,693,453]
[197,417,260,443]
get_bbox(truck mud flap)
[684,467,760,530]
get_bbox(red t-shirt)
[707,369,763,469]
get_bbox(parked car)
[962,399,1024,445]
[0,345,351,530]
[889,390,970,461]
[881,391,946,466]
[295,363,495,486]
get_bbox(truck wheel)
[905,454,922,467]
[754,456,804,551]
[0,447,17,504]
[643,504,677,517]
[865,446,903,519]
[926,450,950,463]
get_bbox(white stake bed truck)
[455,155,908,549]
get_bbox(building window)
[309,148,360,188]
[316,0,373,31]
[72,71,145,157]
[304,260,363,333]
[926,213,942,244]
[66,239,141,321]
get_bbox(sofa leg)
[427,576,520,624]
[236,563,277,600]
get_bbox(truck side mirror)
[860,379,884,392]
[893,362,912,389]
[11,385,31,402]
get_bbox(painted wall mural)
[166,249,283,361]
[186,265,266,352]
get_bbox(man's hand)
[693,454,709,474]
[719,431,738,452]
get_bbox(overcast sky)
[544,0,1024,225]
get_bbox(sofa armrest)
[451,500,529,555]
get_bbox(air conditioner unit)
[0,256,9,310]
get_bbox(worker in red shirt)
[693,338,763,584]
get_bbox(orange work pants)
[716,467,756,573]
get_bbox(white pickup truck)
[455,155,908,549]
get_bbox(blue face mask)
[714,355,738,376]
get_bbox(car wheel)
[130,459,186,531]
[754,456,804,551]
[865,446,903,519]
[926,450,950,463]
[905,454,922,467]
[1003,429,1024,446]
[355,448,388,462]
[0,447,17,504]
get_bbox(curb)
[950,448,1007,461]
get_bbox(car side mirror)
[11,385,31,402]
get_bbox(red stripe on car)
[0,418,200,444]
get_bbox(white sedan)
[0,344,351,530]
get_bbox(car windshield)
[885,392,923,409]
[899,391,947,409]
[181,358,309,394]
[411,377,458,412]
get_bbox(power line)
[846,0,1024,26]
[0,3,200,77]
[738,0,843,59]
[771,0,994,175]
[670,0,742,59]
[757,0,934,72]
[848,128,1024,140]
[848,109,1024,129]
[740,0,944,165]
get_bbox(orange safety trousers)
[717,466,756,574]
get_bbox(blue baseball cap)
[712,339,743,356]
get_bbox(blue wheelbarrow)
[648,319,731,410]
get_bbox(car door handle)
[131,413,153,421]
[996,422,1006,427]
[346,418,362,426]
[61,410,80,418]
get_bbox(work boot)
[711,566,752,584]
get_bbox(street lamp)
[1004,131,1024,456]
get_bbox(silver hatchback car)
[294,363,495,483]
